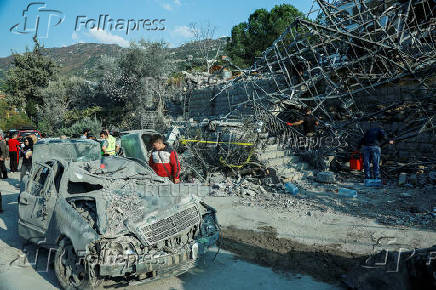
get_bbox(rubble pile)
[168,0,436,234]
[176,118,260,182]
[182,0,435,185]
[205,167,436,229]
[181,71,229,90]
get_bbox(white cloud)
[161,0,181,11]
[173,25,194,38]
[87,29,129,48]
[162,3,172,10]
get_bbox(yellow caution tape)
[180,139,254,146]
[180,139,255,169]
[219,147,255,169]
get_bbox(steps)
[257,144,312,181]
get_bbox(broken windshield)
[33,139,101,163]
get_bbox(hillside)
[0,38,229,80]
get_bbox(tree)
[189,22,222,73]
[226,4,305,68]
[37,77,100,136]
[4,37,58,121]
[96,40,176,129]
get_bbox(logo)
[74,15,166,35]
[10,2,65,38]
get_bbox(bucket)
[350,151,363,171]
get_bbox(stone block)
[316,171,336,184]
[399,173,407,186]
[409,174,417,185]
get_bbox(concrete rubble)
[163,1,436,288]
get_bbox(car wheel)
[54,238,92,290]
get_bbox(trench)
[218,226,360,286]
[217,226,436,290]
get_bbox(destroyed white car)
[18,139,219,289]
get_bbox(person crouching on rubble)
[149,134,181,184]
[287,108,319,136]
[0,133,8,179]
[358,119,394,181]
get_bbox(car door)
[18,162,57,240]
[121,133,150,164]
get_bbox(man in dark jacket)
[149,134,181,184]
[359,124,394,180]
[0,134,8,179]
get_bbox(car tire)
[54,238,92,290]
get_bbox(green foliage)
[57,117,102,138]
[4,37,58,121]
[36,77,101,135]
[64,106,102,123]
[0,99,33,130]
[226,4,305,68]
[2,39,178,133]
[97,40,176,128]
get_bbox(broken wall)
[186,77,278,120]
[182,0,435,176]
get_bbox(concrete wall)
[187,78,277,120]
[187,75,435,164]
[355,78,435,163]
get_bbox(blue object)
[337,188,358,198]
[284,183,299,195]
[365,179,382,187]
[362,146,381,179]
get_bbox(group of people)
[0,116,393,186]
[82,129,180,183]
[0,128,182,185]
[80,128,121,156]
[0,132,36,181]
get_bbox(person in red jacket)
[149,134,181,184]
[8,133,20,172]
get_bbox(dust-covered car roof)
[33,139,101,163]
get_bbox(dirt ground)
[1,159,435,289]
[220,225,360,285]
[203,173,436,287]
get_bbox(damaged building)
[181,0,435,181]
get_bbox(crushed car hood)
[65,158,208,240]
[96,188,199,238]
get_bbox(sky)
[0,0,313,57]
